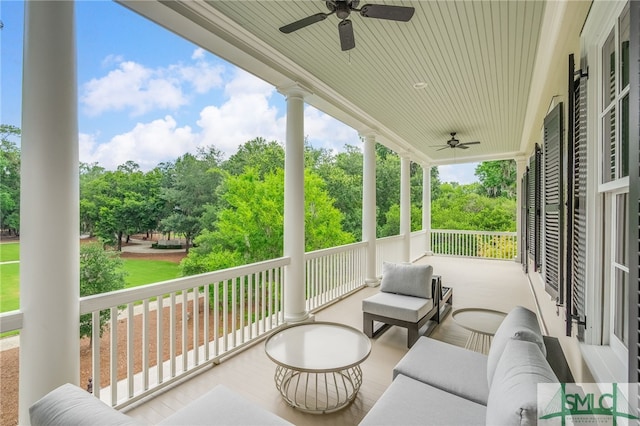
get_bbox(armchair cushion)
[486,339,558,426]
[487,305,546,386]
[363,292,434,323]
[380,262,433,299]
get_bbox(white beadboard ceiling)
[119,0,581,166]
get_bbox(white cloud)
[79,116,197,170]
[438,163,479,184]
[191,48,206,60]
[196,69,285,157]
[81,55,224,116]
[304,106,360,153]
[80,65,366,170]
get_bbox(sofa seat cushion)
[486,339,558,426]
[359,374,486,426]
[393,336,490,405]
[30,383,141,426]
[380,262,434,299]
[362,292,434,323]
[487,305,546,386]
[158,385,292,425]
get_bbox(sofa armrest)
[30,383,139,426]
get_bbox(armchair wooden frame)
[363,276,446,348]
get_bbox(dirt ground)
[0,240,190,426]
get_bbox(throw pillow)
[380,262,433,299]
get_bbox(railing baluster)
[223,279,228,352]
[182,290,188,373]
[127,303,134,398]
[157,296,163,384]
[231,277,240,348]
[193,287,199,366]
[261,270,266,334]
[170,293,176,378]
[110,307,118,406]
[232,277,237,347]
[142,299,149,391]
[91,310,101,398]
[214,281,220,357]
[204,284,210,361]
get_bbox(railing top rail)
[80,257,290,314]
[0,310,23,333]
[376,234,404,243]
[304,241,367,260]
[431,229,516,236]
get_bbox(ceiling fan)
[279,0,415,51]
[432,133,481,151]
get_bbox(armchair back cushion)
[486,339,558,426]
[487,306,546,386]
[380,262,433,299]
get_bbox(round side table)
[264,321,371,414]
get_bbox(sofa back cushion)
[380,262,433,299]
[486,339,558,426]
[30,383,140,426]
[487,306,546,386]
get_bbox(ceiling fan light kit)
[432,132,481,151]
[279,0,415,51]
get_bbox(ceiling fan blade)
[436,146,450,151]
[338,19,356,51]
[458,145,470,149]
[359,4,415,21]
[460,141,481,146]
[279,13,329,34]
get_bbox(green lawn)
[122,259,181,288]
[0,243,20,262]
[0,263,20,312]
[0,257,181,313]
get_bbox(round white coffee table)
[264,321,371,414]
[452,308,507,354]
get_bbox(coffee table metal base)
[273,364,363,414]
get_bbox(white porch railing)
[3,230,517,412]
[305,242,367,311]
[79,257,289,408]
[431,229,517,260]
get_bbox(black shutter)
[543,103,564,300]
[567,54,588,339]
[528,145,542,271]
[627,0,639,414]
[521,171,529,273]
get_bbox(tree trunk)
[117,231,123,251]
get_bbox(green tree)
[0,125,21,235]
[83,163,161,250]
[79,243,127,340]
[222,137,284,177]
[159,149,223,251]
[182,168,354,275]
[475,160,516,198]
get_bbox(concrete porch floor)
[124,255,537,425]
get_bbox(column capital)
[359,129,378,140]
[514,154,528,165]
[277,82,313,99]
[421,162,433,169]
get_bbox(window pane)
[602,109,616,182]
[615,193,628,265]
[620,4,630,89]
[602,30,616,108]
[613,266,628,346]
[620,94,629,178]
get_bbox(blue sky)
[0,1,477,183]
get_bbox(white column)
[19,1,80,423]
[280,84,309,323]
[515,157,527,263]
[422,163,434,255]
[400,154,411,262]
[361,132,379,286]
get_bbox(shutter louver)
[544,103,563,300]
[567,53,588,340]
[527,145,542,270]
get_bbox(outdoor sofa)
[359,306,562,425]
[29,382,292,425]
